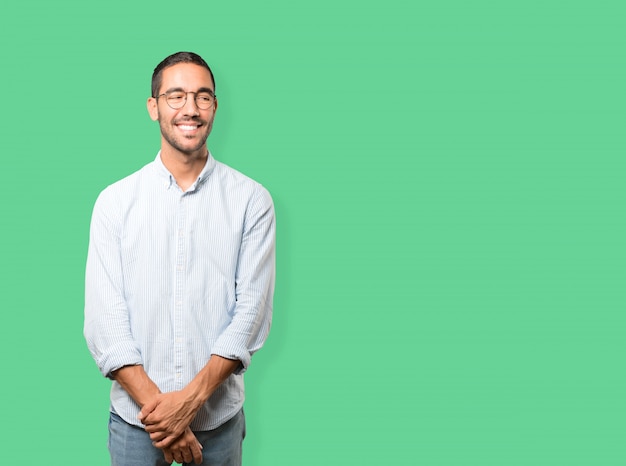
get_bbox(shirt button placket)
[174,194,187,390]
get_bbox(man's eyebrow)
[163,87,185,94]
[196,87,215,95]
[163,87,215,94]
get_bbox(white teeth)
[179,125,198,131]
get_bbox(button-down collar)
[153,151,217,191]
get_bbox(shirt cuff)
[210,345,250,375]
[96,341,143,379]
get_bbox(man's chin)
[164,136,209,156]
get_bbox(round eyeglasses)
[157,90,216,110]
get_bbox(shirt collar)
[153,151,217,191]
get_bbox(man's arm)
[112,365,161,408]
[85,189,146,377]
[209,185,276,369]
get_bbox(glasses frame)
[156,90,217,110]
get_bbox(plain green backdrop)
[0,1,624,465]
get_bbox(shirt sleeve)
[83,188,143,378]
[210,184,276,373]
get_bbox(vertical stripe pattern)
[84,152,275,431]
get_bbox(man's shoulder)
[95,161,155,206]
[212,160,269,195]
[211,162,274,218]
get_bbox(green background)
[1,1,624,464]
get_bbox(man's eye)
[168,94,185,101]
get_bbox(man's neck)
[160,147,208,192]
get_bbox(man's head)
[151,51,216,98]
[147,52,218,158]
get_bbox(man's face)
[147,63,217,157]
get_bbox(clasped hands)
[139,391,203,465]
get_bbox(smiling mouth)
[178,124,200,131]
[175,119,204,131]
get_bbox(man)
[84,51,275,466]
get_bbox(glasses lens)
[195,93,214,109]
[166,92,186,109]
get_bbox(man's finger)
[182,447,193,464]
[138,399,158,422]
[147,426,166,437]
[153,435,177,449]
[191,442,203,464]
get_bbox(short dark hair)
[151,51,216,98]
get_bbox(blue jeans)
[108,410,245,466]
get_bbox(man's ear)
[147,97,159,121]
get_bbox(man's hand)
[162,428,203,465]
[138,391,201,448]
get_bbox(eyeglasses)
[157,90,216,110]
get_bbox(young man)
[84,51,275,466]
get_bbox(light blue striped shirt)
[84,152,275,430]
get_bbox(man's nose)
[182,92,200,115]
